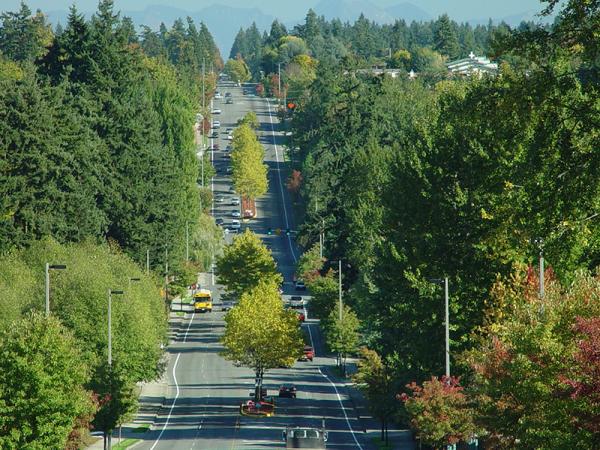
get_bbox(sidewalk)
[86,304,189,449]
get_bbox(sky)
[1,0,549,22]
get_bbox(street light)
[45,263,66,316]
[107,288,124,450]
[429,277,450,378]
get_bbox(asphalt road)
[136,83,371,450]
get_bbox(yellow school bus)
[193,289,212,312]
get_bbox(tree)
[220,280,304,400]
[353,348,396,444]
[433,14,460,59]
[224,56,250,83]
[464,268,600,449]
[325,304,361,374]
[296,242,324,282]
[231,123,268,200]
[0,2,53,62]
[216,229,282,297]
[305,270,338,319]
[0,312,94,449]
[237,111,259,129]
[400,376,478,449]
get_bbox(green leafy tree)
[237,111,259,129]
[305,270,338,320]
[433,14,460,59]
[353,347,396,444]
[464,268,600,449]
[400,376,478,449]
[221,280,303,400]
[224,56,251,83]
[0,2,53,62]
[0,312,94,449]
[325,304,361,373]
[296,242,324,282]
[231,124,268,200]
[216,229,282,297]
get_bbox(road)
[136,83,371,450]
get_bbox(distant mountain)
[467,9,551,26]
[385,3,432,22]
[44,4,274,59]
[313,0,395,24]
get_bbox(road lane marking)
[318,368,364,450]
[149,312,196,450]
[265,99,297,263]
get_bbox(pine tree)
[433,14,460,59]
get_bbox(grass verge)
[371,437,394,450]
[113,438,140,449]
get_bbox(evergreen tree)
[434,14,460,59]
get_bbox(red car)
[299,345,314,361]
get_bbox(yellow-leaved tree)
[220,280,304,400]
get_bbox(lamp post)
[533,238,544,298]
[429,277,450,378]
[45,263,66,316]
[106,288,124,450]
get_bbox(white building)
[447,52,498,76]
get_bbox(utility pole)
[202,58,205,147]
[164,247,169,306]
[146,249,150,275]
[278,63,282,104]
[444,277,450,379]
[186,221,189,261]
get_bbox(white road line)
[265,99,297,263]
[210,98,215,285]
[319,368,365,450]
[265,99,363,449]
[150,312,196,450]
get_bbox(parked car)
[214,92,222,99]
[299,345,314,362]
[231,211,241,218]
[278,384,297,398]
[221,301,235,311]
[212,108,222,114]
[212,120,221,128]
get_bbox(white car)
[230,198,240,206]
[215,92,222,99]
[212,120,221,128]
[231,211,241,218]
[227,134,233,141]
[229,220,241,230]
[216,196,226,203]
[212,109,222,115]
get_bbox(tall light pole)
[278,63,281,104]
[430,277,450,378]
[45,263,66,316]
[534,238,544,298]
[107,288,124,450]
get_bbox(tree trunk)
[381,419,385,441]
[254,368,264,402]
[103,433,107,450]
[385,420,389,446]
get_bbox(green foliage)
[216,229,282,297]
[224,57,251,83]
[231,123,268,200]
[433,14,460,59]
[305,270,338,320]
[325,304,361,368]
[295,242,324,282]
[0,312,94,449]
[401,376,478,448]
[0,3,53,62]
[190,213,223,271]
[353,348,397,434]
[220,280,304,399]
[463,268,600,448]
[237,111,259,129]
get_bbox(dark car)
[215,218,224,226]
[295,280,306,291]
[221,301,235,311]
[290,296,303,302]
[279,384,297,398]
